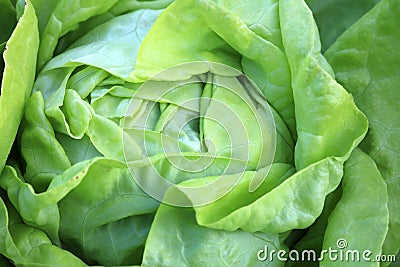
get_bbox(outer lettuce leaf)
[57,159,158,266]
[0,0,16,44]
[0,157,159,266]
[142,201,286,267]
[40,9,163,80]
[0,194,87,267]
[0,0,17,81]
[285,188,342,267]
[305,0,379,51]
[1,0,394,266]
[280,0,367,170]
[0,159,98,246]
[321,149,389,266]
[0,0,38,173]
[326,0,400,260]
[194,158,341,233]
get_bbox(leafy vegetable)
[142,201,286,267]
[321,149,389,267]
[0,0,398,266]
[0,0,16,43]
[0,0,17,82]
[305,0,380,51]
[0,0,38,174]
[325,0,400,263]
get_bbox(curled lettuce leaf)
[1,1,169,266]
[0,187,87,267]
[0,0,38,174]
[321,149,389,267]
[132,0,366,235]
[326,0,400,261]
[0,0,397,266]
[142,202,286,267]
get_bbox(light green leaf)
[321,149,389,266]
[56,0,173,53]
[0,0,38,173]
[131,0,295,139]
[87,114,124,161]
[0,161,90,245]
[21,92,71,192]
[285,188,342,267]
[194,158,342,233]
[1,157,158,266]
[279,0,368,169]
[41,9,163,79]
[142,202,286,267]
[0,194,88,266]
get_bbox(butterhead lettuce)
[0,0,398,266]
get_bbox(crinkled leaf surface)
[192,0,368,232]
[0,193,88,267]
[0,0,396,266]
[326,0,400,260]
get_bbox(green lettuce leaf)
[0,156,159,265]
[305,0,379,51]
[142,201,286,267]
[0,0,16,44]
[0,0,397,265]
[0,2,170,265]
[131,0,296,139]
[279,0,367,170]
[326,0,400,261]
[28,0,120,70]
[0,192,88,267]
[137,0,367,233]
[284,187,341,267]
[321,149,389,266]
[0,0,38,173]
